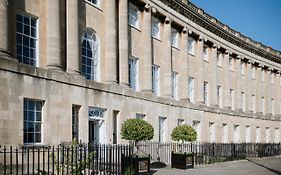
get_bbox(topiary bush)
[121,118,154,143]
[171,124,197,142]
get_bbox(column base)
[211,104,219,108]
[119,83,129,88]
[142,89,153,95]
[0,49,14,60]
[46,65,63,70]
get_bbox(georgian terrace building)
[0,0,281,145]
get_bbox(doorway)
[89,120,100,144]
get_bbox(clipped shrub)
[121,118,154,143]
[171,124,197,142]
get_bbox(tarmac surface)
[152,156,281,175]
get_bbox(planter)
[171,151,194,169]
[121,154,150,175]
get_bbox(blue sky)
[190,0,281,51]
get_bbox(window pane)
[35,123,41,132]
[16,22,23,33]
[16,13,37,66]
[35,133,41,142]
[16,14,23,22]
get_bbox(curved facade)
[0,0,281,145]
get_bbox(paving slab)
[152,157,281,175]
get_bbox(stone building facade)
[0,0,281,145]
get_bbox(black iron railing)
[0,142,281,174]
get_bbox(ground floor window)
[23,99,43,144]
[72,106,80,140]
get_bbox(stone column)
[223,51,231,109]
[256,65,263,114]
[267,68,273,116]
[119,0,129,86]
[179,28,188,100]
[105,0,117,83]
[66,0,79,74]
[196,36,204,104]
[46,0,62,69]
[0,0,9,58]
[246,61,253,112]
[211,44,218,106]
[235,58,242,110]
[162,17,172,97]
[141,4,152,92]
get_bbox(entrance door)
[89,120,100,144]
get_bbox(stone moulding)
[158,0,281,64]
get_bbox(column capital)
[151,7,157,14]
[225,50,230,55]
[182,27,188,34]
[248,60,255,64]
[212,44,217,49]
[164,16,171,24]
[198,36,203,42]
[188,29,193,35]
[144,4,151,12]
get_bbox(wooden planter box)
[121,154,150,175]
[171,151,194,169]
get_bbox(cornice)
[158,0,281,64]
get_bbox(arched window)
[81,29,99,80]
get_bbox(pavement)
[152,156,281,175]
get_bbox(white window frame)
[152,64,160,96]
[271,98,275,115]
[230,89,234,110]
[16,12,38,67]
[192,120,201,141]
[23,99,43,144]
[271,72,275,84]
[256,127,260,143]
[251,65,256,79]
[128,56,138,91]
[188,76,195,103]
[279,100,281,114]
[242,92,246,112]
[252,94,256,113]
[233,125,240,143]
[151,16,160,39]
[72,106,80,140]
[240,62,245,75]
[203,81,209,105]
[261,97,265,114]
[136,113,146,120]
[81,29,99,81]
[209,122,215,143]
[128,3,139,28]
[262,69,265,82]
[222,124,228,143]
[203,45,209,61]
[217,52,223,67]
[171,27,178,48]
[159,117,166,142]
[265,127,270,143]
[217,85,222,108]
[229,58,234,71]
[172,71,178,99]
[275,128,280,143]
[177,119,185,125]
[188,36,195,55]
[245,126,251,143]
